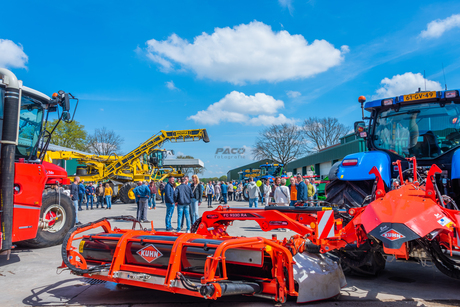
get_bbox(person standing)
[85,182,95,210]
[70,177,82,225]
[104,183,113,209]
[236,183,243,201]
[221,181,228,204]
[247,177,260,208]
[159,181,166,203]
[190,175,202,224]
[136,181,151,222]
[306,179,316,204]
[164,176,176,231]
[215,182,221,203]
[174,177,193,233]
[148,181,157,210]
[274,178,290,206]
[227,182,233,201]
[296,174,308,205]
[289,177,297,206]
[205,182,214,208]
[78,179,86,211]
[95,183,105,209]
[133,181,143,220]
[262,180,271,206]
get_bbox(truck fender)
[335,152,391,187]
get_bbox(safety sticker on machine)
[317,210,335,239]
[137,244,163,263]
[438,217,453,227]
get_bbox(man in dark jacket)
[164,176,176,231]
[95,183,105,209]
[296,174,308,203]
[78,180,86,210]
[69,177,82,225]
[174,177,193,233]
[85,182,95,210]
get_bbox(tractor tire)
[325,179,374,209]
[242,185,249,201]
[191,217,202,233]
[119,182,137,204]
[325,179,386,276]
[21,188,75,248]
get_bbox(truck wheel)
[325,179,374,209]
[191,217,202,233]
[22,188,75,248]
[242,186,249,201]
[119,182,137,204]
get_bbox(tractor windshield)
[373,102,460,159]
[17,95,44,158]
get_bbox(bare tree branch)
[302,117,351,152]
[252,124,307,165]
[86,127,124,155]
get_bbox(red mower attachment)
[60,212,346,303]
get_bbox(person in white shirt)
[274,178,290,206]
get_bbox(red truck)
[0,68,77,256]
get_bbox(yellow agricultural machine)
[44,129,209,203]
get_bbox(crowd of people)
[68,174,319,230]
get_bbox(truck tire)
[325,179,374,209]
[21,188,75,248]
[242,185,249,201]
[119,182,137,204]
[191,217,202,233]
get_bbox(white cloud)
[286,90,301,98]
[100,108,104,111]
[188,91,296,126]
[144,21,347,84]
[373,72,442,99]
[278,0,294,14]
[165,80,178,90]
[0,39,28,69]
[420,14,460,39]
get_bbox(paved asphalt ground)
[2,199,460,307]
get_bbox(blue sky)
[2,0,460,177]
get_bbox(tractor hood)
[353,185,454,249]
[42,161,71,185]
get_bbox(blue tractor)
[326,89,460,274]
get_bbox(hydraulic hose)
[0,68,20,251]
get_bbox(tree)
[46,119,87,151]
[176,155,206,176]
[252,124,307,165]
[86,127,124,155]
[302,117,351,152]
[219,175,227,182]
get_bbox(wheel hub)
[41,204,66,233]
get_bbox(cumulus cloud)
[0,39,28,69]
[373,72,442,99]
[188,91,296,126]
[165,80,178,90]
[287,90,301,98]
[420,14,460,39]
[144,21,347,84]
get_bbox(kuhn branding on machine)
[137,244,163,263]
[381,229,405,241]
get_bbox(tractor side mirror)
[354,121,367,138]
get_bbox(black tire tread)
[119,182,137,204]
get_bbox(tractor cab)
[260,163,284,179]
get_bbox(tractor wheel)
[326,179,386,276]
[21,188,75,248]
[119,182,137,204]
[242,185,249,201]
[191,217,202,233]
[325,179,374,209]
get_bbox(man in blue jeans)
[164,176,176,231]
[221,181,228,204]
[78,179,86,211]
[247,177,260,208]
[174,176,193,233]
[69,177,82,226]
